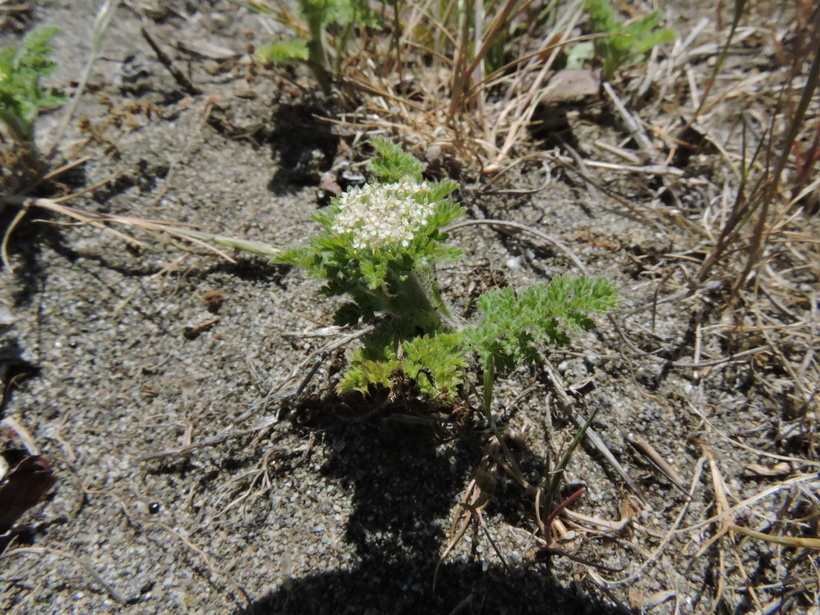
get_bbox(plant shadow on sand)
[234,415,624,615]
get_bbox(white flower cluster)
[331,180,437,253]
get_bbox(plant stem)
[543,405,598,511]
[480,358,534,494]
[302,0,331,95]
[401,270,437,311]
[0,109,32,143]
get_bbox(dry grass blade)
[628,436,687,495]
[729,525,820,550]
[693,446,735,559]
[434,468,493,591]
[674,473,820,535]
[0,416,39,455]
[687,401,820,469]
[338,0,613,169]
[1,196,282,266]
[0,199,31,271]
[604,456,707,587]
[542,359,646,502]
[540,408,598,536]
[47,0,119,158]
[491,0,585,165]
[602,82,662,165]
[145,521,251,607]
[447,0,527,119]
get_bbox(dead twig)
[445,218,587,273]
[140,27,201,96]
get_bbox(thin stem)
[0,109,32,142]
[394,269,461,330]
[47,0,120,158]
[479,358,533,493]
[543,485,586,545]
[301,0,331,94]
[544,405,598,510]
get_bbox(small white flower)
[331,180,438,254]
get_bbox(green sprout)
[0,27,66,143]
[243,0,379,94]
[583,0,676,81]
[278,139,618,405]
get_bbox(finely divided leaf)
[369,137,427,183]
[465,276,618,372]
[0,26,65,141]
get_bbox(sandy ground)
[1,1,818,614]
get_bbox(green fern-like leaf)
[401,333,467,400]
[464,276,618,372]
[369,137,427,183]
[340,354,401,396]
[0,26,66,142]
[584,0,617,31]
[339,330,466,402]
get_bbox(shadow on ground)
[240,560,624,614]
[234,417,624,615]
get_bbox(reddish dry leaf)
[0,455,57,535]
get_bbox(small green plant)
[280,139,617,571]
[583,0,675,81]
[0,26,66,143]
[279,138,618,407]
[245,0,379,94]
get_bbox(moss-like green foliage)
[583,0,676,80]
[340,330,467,402]
[0,27,66,142]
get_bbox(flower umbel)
[278,142,463,326]
[331,179,438,254]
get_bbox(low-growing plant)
[582,0,675,81]
[278,138,618,411]
[0,26,66,143]
[278,138,618,567]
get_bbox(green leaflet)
[256,39,310,65]
[0,26,66,142]
[339,331,467,402]
[464,276,618,372]
[369,137,427,183]
[582,0,676,80]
